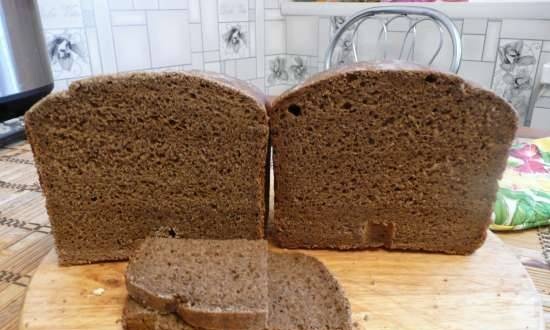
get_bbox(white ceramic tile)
[249,9,256,21]
[107,0,133,10]
[224,60,236,76]
[249,22,256,57]
[483,21,501,62]
[386,16,411,32]
[94,0,116,73]
[264,0,279,9]
[458,61,495,88]
[409,21,455,70]
[493,39,542,123]
[219,23,251,59]
[183,64,193,70]
[204,61,221,73]
[536,96,550,109]
[45,29,91,80]
[286,16,318,56]
[218,0,248,22]
[249,0,256,9]
[265,20,285,55]
[530,107,550,130]
[147,11,191,67]
[267,85,289,96]
[85,28,102,75]
[191,52,204,70]
[265,9,283,20]
[453,19,463,34]
[190,24,203,52]
[133,0,158,9]
[159,0,188,9]
[533,52,550,101]
[501,19,550,41]
[318,18,330,60]
[255,0,265,77]
[53,79,68,92]
[112,25,151,71]
[461,35,484,61]
[543,41,550,52]
[111,11,146,26]
[201,0,219,51]
[189,0,200,23]
[287,55,312,83]
[147,65,182,72]
[204,50,220,62]
[265,55,289,86]
[236,58,257,80]
[38,0,83,29]
[80,0,95,27]
[462,19,487,35]
[249,78,265,92]
[354,19,388,62]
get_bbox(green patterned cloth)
[491,137,550,231]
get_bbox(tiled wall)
[38,0,267,93]
[37,0,550,128]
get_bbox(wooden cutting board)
[19,232,543,330]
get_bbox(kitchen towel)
[491,137,550,231]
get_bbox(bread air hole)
[342,102,352,110]
[168,228,177,238]
[288,104,301,117]
[425,74,438,83]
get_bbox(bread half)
[269,61,517,254]
[25,72,269,265]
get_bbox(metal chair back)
[324,6,462,73]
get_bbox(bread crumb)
[92,288,105,296]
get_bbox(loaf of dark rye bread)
[25,72,269,265]
[269,61,517,254]
[123,246,351,330]
[126,238,269,330]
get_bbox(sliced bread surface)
[123,298,194,330]
[267,251,352,330]
[25,71,269,265]
[269,61,517,254]
[124,250,352,330]
[126,238,268,330]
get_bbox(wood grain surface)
[0,138,547,329]
[19,232,542,330]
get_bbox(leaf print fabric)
[491,137,550,231]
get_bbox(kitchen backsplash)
[37,0,550,128]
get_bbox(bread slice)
[123,250,352,330]
[269,61,517,254]
[25,72,269,265]
[123,298,194,330]
[126,238,268,330]
[267,251,351,330]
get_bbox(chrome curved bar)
[324,6,462,73]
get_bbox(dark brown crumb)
[25,71,270,265]
[268,61,517,254]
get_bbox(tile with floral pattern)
[219,23,250,60]
[45,29,91,80]
[492,39,542,124]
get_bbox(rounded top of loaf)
[271,60,517,123]
[25,71,268,122]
